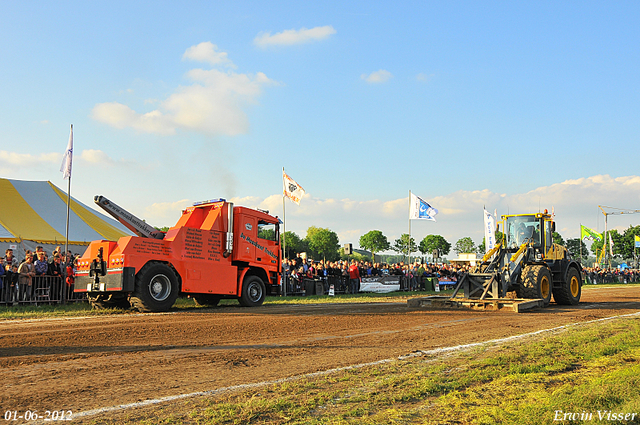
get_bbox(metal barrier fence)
[0,275,86,306]
[282,274,443,296]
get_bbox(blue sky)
[2,1,640,256]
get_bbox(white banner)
[283,170,305,205]
[484,208,496,252]
[409,192,438,221]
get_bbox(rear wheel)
[130,263,179,312]
[553,267,581,305]
[193,294,221,307]
[239,276,266,307]
[521,265,552,307]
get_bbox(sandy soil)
[0,286,638,423]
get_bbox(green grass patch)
[0,290,450,320]
[101,316,640,424]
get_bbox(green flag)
[581,225,602,241]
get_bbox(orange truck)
[74,196,281,312]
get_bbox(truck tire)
[521,265,552,307]
[553,267,581,305]
[239,276,266,307]
[88,294,131,310]
[193,294,221,307]
[130,263,179,312]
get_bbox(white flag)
[609,233,614,256]
[60,125,73,179]
[283,170,305,205]
[409,192,438,221]
[484,208,496,252]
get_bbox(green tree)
[305,226,340,262]
[553,231,565,246]
[565,238,588,261]
[477,231,505,254]
[453,237,476,256]
[392,234,417,260]
[359,230,390,261]
[419,235,451,258]
[619,225,640,260]
[282,231,303,260]
[591,229,622,258]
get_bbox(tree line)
[282,225,640,265]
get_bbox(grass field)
[97,315,640,425]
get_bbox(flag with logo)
[409,192,438,221]
[484,207,496,252]
[60,125,73,179]
[580,225,602,241]
[283,170,305,205]
[635,235,640,248]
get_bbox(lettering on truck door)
[237,216,257,262]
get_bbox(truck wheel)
[553,267,581,305]
[193,294,221,307]
[522,265,552,307]
[130,263,179,312]
[239,276,266,307]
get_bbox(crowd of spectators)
[0,246,80,304]
[282,253,470,293]
[583,267,640,284]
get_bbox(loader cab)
[504,212,554,254]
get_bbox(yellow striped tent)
[0,178,133,258]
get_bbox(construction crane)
[597,205,640,267]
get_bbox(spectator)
[18,253,36,301]
[34,251,48,276]
[0,257,5,301]
[48,254,63,279]
[348,260,360,294]
[65,257,76,299]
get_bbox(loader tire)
[130,262,179,312]
[88,294,131,310]
[193,294,221,307]
[239,276,266,307]
[553,267,581,305]
[521,265,552,307]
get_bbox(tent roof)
[0,178,134,245]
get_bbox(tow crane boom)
[94,195,165,239]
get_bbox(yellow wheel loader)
[453,211,582,307]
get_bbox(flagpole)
[64,124,72,263]
[282,167,287,297]
[579,224,582,263]
[408,190,411,266]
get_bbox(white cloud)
[416,73,435,82]
[144,199,193,227]
[92,43,276,136]
[361,70,393,84]
[182,42,236,68]
[79,149,117,165]
[0,150,59,172]
[254,25,336,47]
[224,175,640,256]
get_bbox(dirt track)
[1,286,639,422]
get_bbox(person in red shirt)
[348,260,360,294]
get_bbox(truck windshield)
[257,221,278,242]
[506,216,541,248]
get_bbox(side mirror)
[551,222,556,232]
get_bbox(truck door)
[235,215,257,262]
